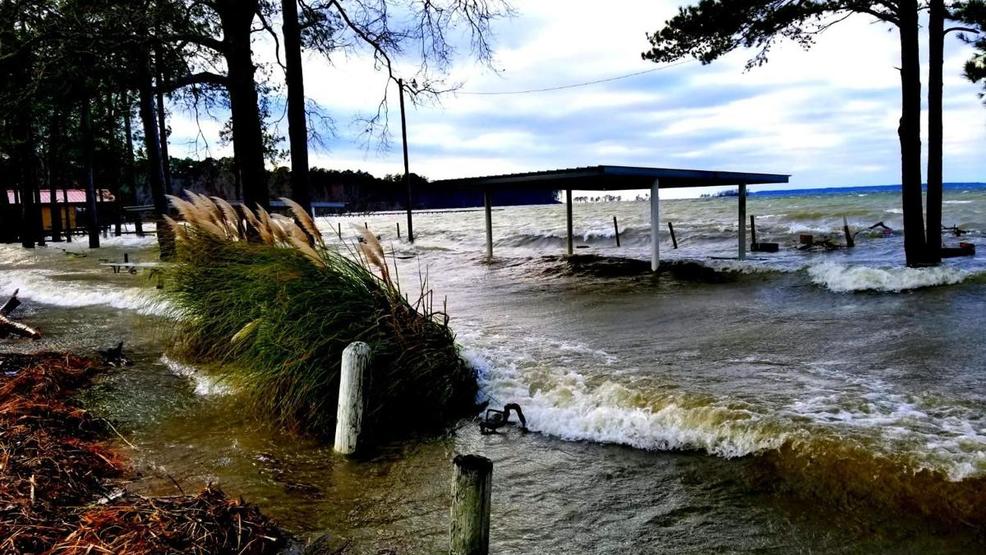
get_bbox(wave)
[467,344,986,528]
[806,261,974,292]
[160,355,231,396]
[0,269,173,315]
[468,348,786,457]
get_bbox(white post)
[334,341,371,455]
[484,190,493,260]
[738,183,747,260]
[565,189,574,256]
[450,454,493,555]
[650,179,660,271]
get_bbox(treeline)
[163,157,428,211]
[0,0,509,258]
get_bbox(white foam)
[783,365,986,480]
[161,355,231,396]
[807,261,973,292]
[0,269,173,315]
[466,349,786,458]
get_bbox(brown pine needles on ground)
[0,352,285,554]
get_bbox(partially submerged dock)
[429,165,790,270]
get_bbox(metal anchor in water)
[479,402,527,434]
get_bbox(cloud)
[167,0,986,192]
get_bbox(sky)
[167,0,986,198]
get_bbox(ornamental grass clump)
[162,192,476,438]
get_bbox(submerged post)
[334,341,371,455]
[450,454,492,555]
[612,216,620,247]
[668,221,678,249]
[398,78,414,244]
[565,189,573,256]
[843,216,855,248]
[484,190,493,260]
[650,179,660,271]
[737,183,747,260]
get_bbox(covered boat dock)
[429,165,790,270]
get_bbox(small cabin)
[4,188,115,232]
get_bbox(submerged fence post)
[612,216,620,247]
[334,341,371,455]
[668,222,678,249]
[450,454,492,555]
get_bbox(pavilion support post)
[484,189,493,261]
[650,179,660,272]
[565,189,574,256]
[738,183,747,261]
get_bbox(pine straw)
[51,487,282,555]
[0,353,125,553]
[0,353,285,554]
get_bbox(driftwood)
[0,289,42,339]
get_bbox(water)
[2,186,986,553]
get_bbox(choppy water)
[2,186,986,553]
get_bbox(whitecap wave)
[466,349,786,458]
[807,261,973,292]
[160,355,231,396]
[0,269,172,315]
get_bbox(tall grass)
[163,192,476,438]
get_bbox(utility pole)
[398,78,414,243]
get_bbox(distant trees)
[1,0,509,254]
[643,1,983,267]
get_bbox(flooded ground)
[2,188,985,553]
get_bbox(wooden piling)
[397,222,401,239]
[750,215,757,246]
[668,222,678,249]
[613,216,621,247]
[450,454,492,555]
[484,190,493,260]
[334,342,371,455]
[565,189,573,256]
[843,216,854,248]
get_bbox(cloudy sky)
[168,0,986,196]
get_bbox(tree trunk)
[897,0,928,267]
[155,49,174,195]
[137,52,176,260]
[47,111,63,242]
[926,0,945,265]
[122,92,140,235]
[15,46,38,249]
[218,0,269,210]
[80,96,100,249]
[282,0,312,214]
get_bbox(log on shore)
[0,289,41,339]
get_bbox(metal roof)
[431,165,789,191]
[5,189,115,204]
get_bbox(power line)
[457,60,695,96]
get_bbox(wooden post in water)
[397,222,401,239]
[484,190,493,260]
[650,179,660,271]
[843,216,855,248]
[612,216,620,247]
[450,454,492,555]
[737,183,747,260]
[565,189,574,256]
[668,222,678,249]
[398,78,414,243]
[334,342,371,455]
[749,215,757,247]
